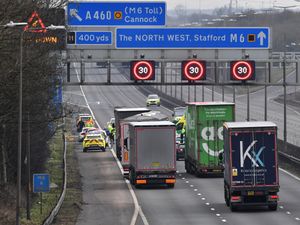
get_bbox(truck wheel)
[230,204,237,212]
[185,161,189,173]
[167,184,175,188]
[230,202,237,212]
[129,170,135,185]
[186,161,191,174]
[83,148,87,152]
[268,204,278,211]
[224,189,229,206]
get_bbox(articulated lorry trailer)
[120,111,169,177]
[128,121,176,188]
[185,102,235,176]
[114,107,149,160]
[223,121,279,211]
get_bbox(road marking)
[280,168,300,182]
[193,189,198,191]
[74,65,100,128]
[185,181,189,183]
[295,217,300,221]
[73,63,149,225]
[287,211,291,215]
[65,101,89,108]
[216,214,221,217]
[210,208,215,211]
[270,98,300,116]
[201,197,206,200]
[197,193,202,196]
[64,91,84,97]
[206,202,210,206]
[190,184,194,187]
[221,219,227,223]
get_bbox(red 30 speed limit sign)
[181,60,206,81]
[130,60,155,80]
[230,60,255,81]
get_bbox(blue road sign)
[116,27,270,49]
[33,174,50,193]
[67,2,166,26]
[69,31,113,45]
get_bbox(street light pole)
[16,29,25,225]
[15,24,66,225]
[0,24,27,225]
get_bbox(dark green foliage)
[0,0,66,186]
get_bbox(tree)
[0,0,65,207]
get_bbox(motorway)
[64,63,300,225]
[162,64,300,147]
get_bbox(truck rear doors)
[230,130,278,187]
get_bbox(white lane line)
[197,193,202,196]
[73,63,149,225]
[216,214,221,217]
[193,189,198,192]
[206,202,210,206]
[295,217,300,221]
[287,211,291,215]
[269,98,300,116]
[74,66,100,128]
[280,168,300,182]
[64,91,84,97]
[185,181,189,184]
[65,101,89,108]
[201,197,206,200]
[109,146,148,225]
[190,184,194,187]
[221,219,227,223]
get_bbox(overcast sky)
[88,0,300,10]
[166,0,300,10]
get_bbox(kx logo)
[240,140,265,168]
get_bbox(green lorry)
[185,102,235,176]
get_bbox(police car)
[83,133,107,152]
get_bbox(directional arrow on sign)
[70,9,83,22]
[258,31,266,46]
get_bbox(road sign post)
[33,173,50,215]
[67,2,166,26]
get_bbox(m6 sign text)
[230,60,255,81]
[182,60,206,81]
[130,60,155,80]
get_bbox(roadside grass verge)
[51,116,82,225]
[21,129,64,225]
[20,115,82,225]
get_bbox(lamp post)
[1,21,27,225]
[1,21,28,225]
[17,24,65,225]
